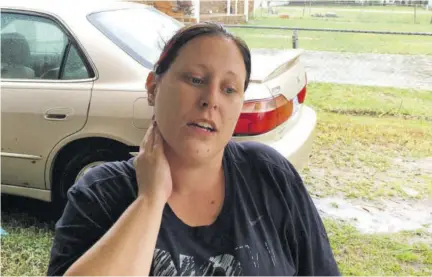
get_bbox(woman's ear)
[146,72,157,106]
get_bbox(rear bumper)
[234,105,317,171]
[269,105,317,171]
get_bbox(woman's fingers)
[152,125,163,152]
[144,124,156,156]
[140,123,154,153]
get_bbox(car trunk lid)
[234,49,307,136]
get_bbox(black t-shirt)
[47,141,340,276]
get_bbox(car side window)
[1,12,67,79]
[1,12,92,80]
[62,45,90,80]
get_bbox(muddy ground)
[307,158,431,231]
[305,154,432,236]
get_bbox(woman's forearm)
[64,196,165,276]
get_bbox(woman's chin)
[167,139,222,163]
[183,142,217,159]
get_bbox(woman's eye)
[225,87,237,94]
[190,77,204,85]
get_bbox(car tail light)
[297,85,307,104]
[298,72,308,104]
[233,84,307,136]
[233,94,293,136]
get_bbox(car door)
[1,10,95,189]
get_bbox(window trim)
[59,41,72,79]
[1,9,97,83]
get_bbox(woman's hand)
[134,121,172,206]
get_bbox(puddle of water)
[313,197,432,234]
[394,157,432,174]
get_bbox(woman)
[47,23,340,276]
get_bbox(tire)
[53,147,130,216]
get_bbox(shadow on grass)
[1,194,58,230]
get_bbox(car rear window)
[88,7,183,68]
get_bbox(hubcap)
[75,161,105,183]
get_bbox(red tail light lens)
[297,85,307,104]
[233,95,293,136]
[298,73,308,104]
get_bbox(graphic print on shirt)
[151,243,275,276]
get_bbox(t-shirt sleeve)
[278,160,340,276]
[46,178,114,276]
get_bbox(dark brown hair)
[154,22,252,91]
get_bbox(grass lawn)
[1,83,432,275]
[324,218,432,276]
[229,6,432,55]
[1,212,54,276]
[303,83,432,200]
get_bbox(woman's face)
[148,35,247,164]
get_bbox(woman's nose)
[200,83,219,109]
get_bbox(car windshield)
[88,7,183,68]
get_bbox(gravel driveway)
[252,49,432,90]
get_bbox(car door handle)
[45,113,67,120]
[44,108,73,121]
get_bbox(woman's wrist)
[135,193,167,211]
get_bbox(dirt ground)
[307,155,432,236]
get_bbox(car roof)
[0,0,148,18]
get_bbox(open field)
[1,83,432,275]
[229,6,432,54]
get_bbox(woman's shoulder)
[68,158,138,204]
[225,140,305,197]
[225,140,296,174]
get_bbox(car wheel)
[53,147,131,216]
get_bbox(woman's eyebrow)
[192,64,208,70]
[189,64,240,79]
[226,71,239,78]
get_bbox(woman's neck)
[164,145,225,195]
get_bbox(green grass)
[230,6,432,54]
[324,219,432,276]
[307,83,432,120]
[307,83,432,157]
[273,6,432,28]
[1,213,54,276]
[302,83,432,200]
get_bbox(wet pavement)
[252,49,432,90]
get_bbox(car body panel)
[1,80,93,189]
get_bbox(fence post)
[292,29,298,49]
